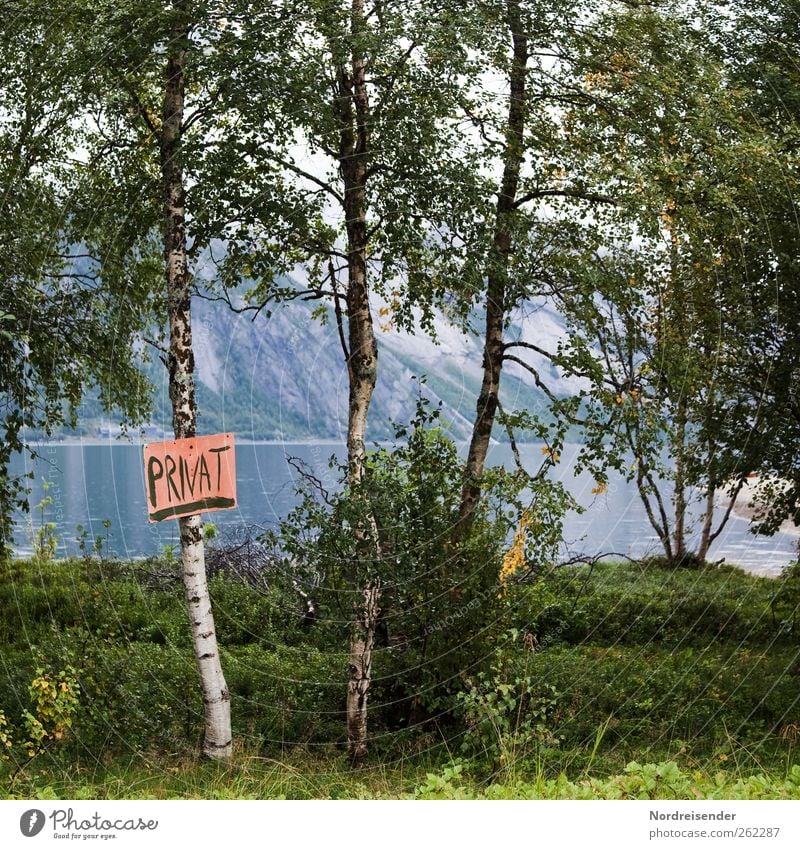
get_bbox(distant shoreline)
[28,436,523,448]
[718,478,800,539]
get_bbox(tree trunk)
[339,3,376,487]
[161,18,231,760]
[454,0,528,543]
[697,478,716,562]
[634,458,673,561]
[665,213,690,564]
[346,579,380,765]
[672,398,688,562]
[335,0,381,764]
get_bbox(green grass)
[526,558,795,647]
[7,747,800,800]
[1,555,799,799]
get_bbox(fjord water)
[11,441,797,575]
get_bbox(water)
[10,440,798,575]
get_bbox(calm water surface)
[10,441,797,575]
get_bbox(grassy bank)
[1,555,799,799]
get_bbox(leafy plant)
[22,668,80,759]
[1,667,80,792]
[771,563,800,636]
[414,761,470,799]
[266,395,569,722]
[457,632,563,772]
[29,479,59,562]
[75,519,113,560]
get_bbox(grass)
[1,555,800,799]
[8,745,800,800]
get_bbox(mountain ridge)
[69,284,576,443]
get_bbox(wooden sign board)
[144,433,237,522]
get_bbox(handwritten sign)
[143,433,237,522]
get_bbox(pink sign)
[143,433,237,522]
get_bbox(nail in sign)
[144,433,237,522]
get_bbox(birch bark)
[161,13,231,760]
[455,0,529,542]
[334,0,381,764]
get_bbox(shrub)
[268,398,572,721]
[515,560,784,648]
[488,643,800,753]
[414,760,800,799]
[0,667,80,791]
[772,563,800,636]
[456,633,563,769]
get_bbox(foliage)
[266,396,572,720]
[0,667,80,793]
[3,0,800,793]
[21,669,80,761]
[1,555,799,794]
[74,520,113,560]
[0,711,12,761]
[0,1,161,554]
[5,749,800,800]
[515,559,797,648]
[207,0,484,326]
[0,557,342,755]
[708,0,800,536]
[491,642,800,758]
[771,562,800,637]
[29,481,60,562]
[538,0,793,561]
[457,632,563,769]
[415,760,800,800]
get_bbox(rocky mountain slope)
[148,291,578,441]
[76,280,579,442]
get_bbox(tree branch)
[121,81,159,137]
[264,153,344,206]
[502,354,561,405]
[329,256,350,363]
[513,187,615,209]
[496,397,526,476]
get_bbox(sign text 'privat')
[143,433,237,522]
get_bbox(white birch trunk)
[346,580,380,765]
[161,7,231,760]
[333,0,382,764]
[455,0,528,543]
[179,513,232,758]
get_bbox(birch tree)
[542,0,786,562]
[0,2,153,555]
[454,0,530,541]
[52,0,249,757]
[214,0,478,762]
[449,0,614,540]
[159,1,232,758]
[708,0,800,535]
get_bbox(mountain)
[75,284,579,443]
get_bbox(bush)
[269,398,572,721]
[771,562,800,636]
[488,643,800,754]
[0,558,187,646]
[1,539,796,772]
[0,667,80,791]
[414,760,800,799]
[456,633,563,769]
[223,645,345,747]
